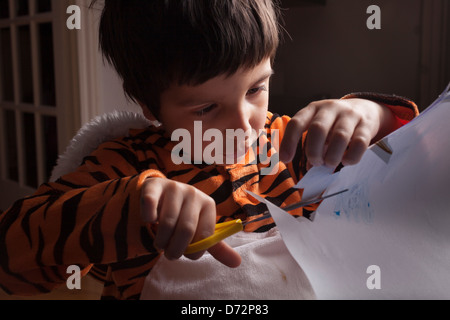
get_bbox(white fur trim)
[50,111,156,182]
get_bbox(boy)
[0,0,418,299]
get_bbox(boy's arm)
[0,139,164,296]
[269,93,418,211]
[277,93,418,174]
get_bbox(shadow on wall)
[270,0,423,116]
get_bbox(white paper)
[294,165,338,200]
[249,85,450,299]
[370,138,393,164]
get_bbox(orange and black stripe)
[0,96,418,299]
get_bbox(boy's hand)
[279,98,396,168]
[141,177,241,268]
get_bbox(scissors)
[184,189,348,255]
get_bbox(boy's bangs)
[167,0,281,86]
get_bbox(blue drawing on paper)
[333,181,374,224]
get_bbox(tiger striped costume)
[0,94,418,299]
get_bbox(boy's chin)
[217,155,246,166]
[195,148,252,166]
[217,149,253,166]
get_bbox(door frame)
[0,0,82,210]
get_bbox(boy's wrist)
[372,101,397,142]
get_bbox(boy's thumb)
[208,241,241,268]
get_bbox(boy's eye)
[195,104,217,116]
[247,85,267,96]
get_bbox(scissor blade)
[282,189,348,212]
[243,188,348,226]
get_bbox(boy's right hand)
[141,177,241,268]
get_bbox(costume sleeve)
[0,139,165,296]
[341,92,419,122]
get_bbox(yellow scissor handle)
[184,219,243,255]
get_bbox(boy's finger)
[140,179,163,223]
[184,250,206,261]
[182,193,216,261]
[164,198,200,260]
[304,109,337,167]
[181,196,217,259]
[208,241,241,268]
[185,241,242,268]
[342,124,372,166]
[323,115,359,167]
[279,107,316,163]
[154,188,183,251]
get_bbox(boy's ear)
[138,101,158,122]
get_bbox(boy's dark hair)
[90,0,281,118]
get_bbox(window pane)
[23,112,37,188]
[4,110,19,181]
[42,115,58,180]
[0,0,9,19]
[0,28,14,102]
[18,25,33,104]
[38,23,55,106]
[15,0,29,16]
[36,0,51,13]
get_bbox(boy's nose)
[231,103,252,132]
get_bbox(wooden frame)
[73,0,102,125]
[0,0,82,209]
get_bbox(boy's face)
[154,58,273,165]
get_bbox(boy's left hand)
[279,98,396,168]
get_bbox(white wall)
[98,61,142,115]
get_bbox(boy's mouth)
[220,137,256,164]
[171,124,269,166]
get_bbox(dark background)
[270,0,450,115]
